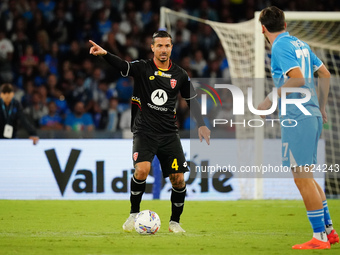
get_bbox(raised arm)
[89,40,129,75]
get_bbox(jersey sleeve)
[179,71,197,100]
[310,50,323,72]
[272,41,300,76]
[124,60,148,77]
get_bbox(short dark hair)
[0,83,14,94]
[152,30,172,44]
[259,6,285,33]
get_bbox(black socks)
[170,185,186,223]
[130,176,146,213]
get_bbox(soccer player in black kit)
[89,31,210,233]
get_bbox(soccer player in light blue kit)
[257,6,339,250]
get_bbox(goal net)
[160,7,340,199]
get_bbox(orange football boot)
[292,238,330,250]
[328,230,339,245]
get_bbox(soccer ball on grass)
[134,210,161,234]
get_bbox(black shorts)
[132,132,189,178]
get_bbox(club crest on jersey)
[170,79,177,89]
[133,152,138,161]
[154,70,172,78]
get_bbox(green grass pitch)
[0,200,339,255]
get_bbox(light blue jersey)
[271,32,323,121]
[271,32,324,167]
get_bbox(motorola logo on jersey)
[151,89,168,106]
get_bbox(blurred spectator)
[37,85,48,105]
[10,17,27,41]
[74,1,98,42]
[144,12,160,33]
[183,33,205,60]
[171,19,190,43]
[101,0,122,23]
[12,83,25,103]
[119,105,131,131]
[40,101,63,130]
[203,59,223,79]
[83,67,104,94]
[190,50,207,77]
[120,8,142,35]
[0,30,14,83]
[96,7,112,39]
[230,0,246,22]
[24,90,48,127]
[21,79,34,108]
[115,76,133,104]
[128,23,142,47]
[138,35,153,59]
[102,22,126,45]
[16,66,35,90]
[140,0,153,27]
[68,73,93,111]
[20,45,39,74]
[34,30,50,59]
[92,79,113,112]
[198,25,218,53]
[92,101,107,130]
[180,56,191,73]
[44,41,61,75]
[67,40,87,72]
[48,7,73,44]
[103,32,124,58]
[49,89,69,119]
[27,10,47,42]
[46,74,59,97]
[81,58,94,78]
[0,0,20,34]
[12,29,30,72]
[111,0,126,13]
[193,0,218,21]
[85,0,103,11]
[214,45,231,81]
[168,0,188,27]
[37,0,56,22]
[219,7,234,23]
[60,69,76,97]
[17,0,31,20]
[22,0,38,22]
[65,101,94,131]
[106,97,119,131]
[34,62,50,87]
[125,34,139,59]
[171,31,188,63]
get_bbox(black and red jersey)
[124,59,197,134]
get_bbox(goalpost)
[160,7,340,199]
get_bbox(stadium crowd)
[0,0,339,135]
